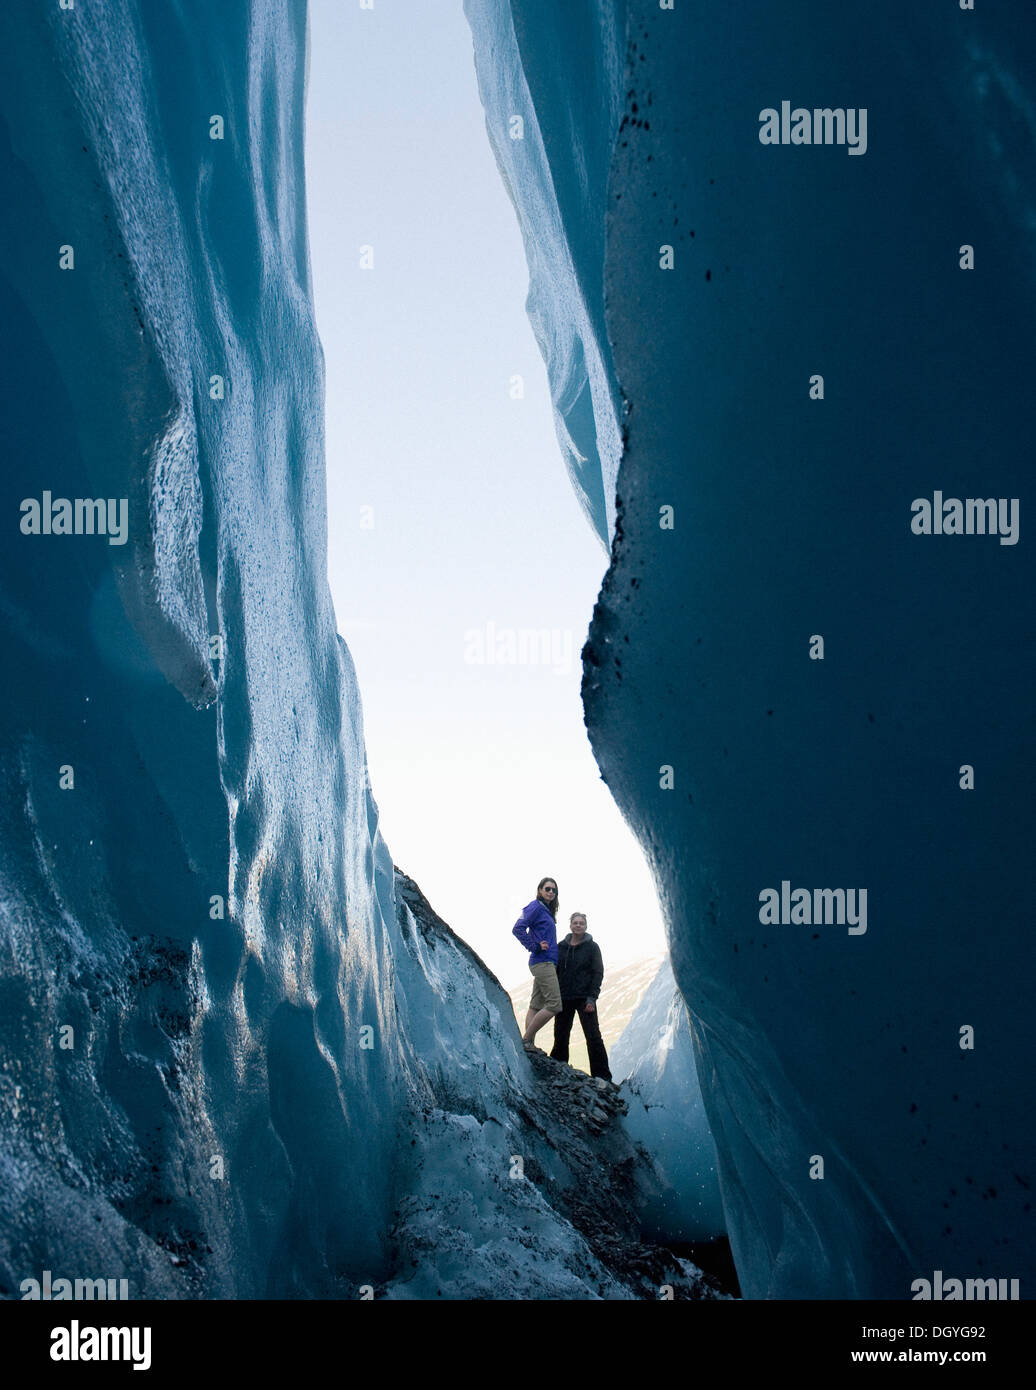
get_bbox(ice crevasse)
[1,0,1032,1302]
[0,0,722,1301]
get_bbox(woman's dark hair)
[536,876,559,921]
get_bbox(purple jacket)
[512,899,558,965]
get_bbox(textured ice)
[610,959,725,1244]
[6,0,1029,1305]
[0,0,412,1295]
[387,877,723,1300]
[468,0,1036,1298]
[464,0,625,546]
[0,0,716,1302]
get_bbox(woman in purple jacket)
[512,876,562,1049]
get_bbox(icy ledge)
[386,875,729,1300]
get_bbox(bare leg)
[522,1008,557,1044]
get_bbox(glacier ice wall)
[468,0,1036,1297]
[610,959,724,1245]
[0,0,406,1296]
[464,0,625,545]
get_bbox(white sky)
[304,0,666,986]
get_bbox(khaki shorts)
[529,962,562,1014]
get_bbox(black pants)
[550,998,612,1080]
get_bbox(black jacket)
[555,933,604,1001]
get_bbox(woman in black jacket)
[549,911,613,1081]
